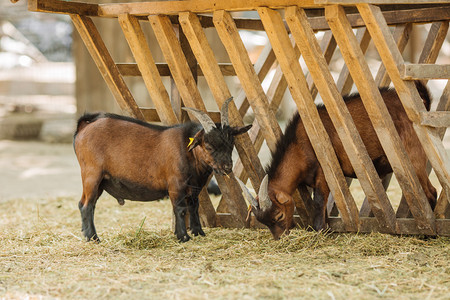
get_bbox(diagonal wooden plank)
[326,4,436,234]
[360,23,412,217]
[374,23,412,88]
[285,6,396,233]
[178,12,265,190]
[213,10,282,153]
[118,14,178,125]
[71,14,144,120]
[149,14,248,226]
[357,3,450,224]
[259,7,360,232]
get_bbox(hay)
[0,195,448,299]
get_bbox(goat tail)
[74,113,102,137]
[414,80,432,111]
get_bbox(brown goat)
[239,82,437,239]
[74,98,251,242]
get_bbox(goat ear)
[188,129,204,151]
[231,124,252,136]
[275,191,292,205]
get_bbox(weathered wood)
[316,0,450,4]
[327,217,450,236]
[358,3,450,228]
[71,14,144,120]
[326,5,436,234]
[118,14,178,125]
[374,23,412,87]
[259,7,360,232]
[140,108,220,123]
[117,63,236,77]
[418,22,449,65]
[99,0,317,17]
[28,0,98,16]
[286,6,397,233]
[178,11,265,190]
[308,6,450,31]
[214,10,282,153]
[307,30,337,99]
[401,64,450,80]
[150,14,251,226]
[420,111,450,127]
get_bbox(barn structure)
[27,0,450,236]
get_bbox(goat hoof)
[178,234,191,243]
[192,228,205,236]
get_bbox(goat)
[238,82,437,240]
[73,98,251,242]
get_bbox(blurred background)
[0,0,449,202]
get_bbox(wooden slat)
[401,64,450,80]
[178,11,265,190]
[214,10,282,153]
[315,0,450,4]
[326,5,436,234]
[420,111,450,127]
[237,44,277,119]
[418,22,449,65]
[308,6,450,31]
[358,4,450,225]
[285,6,398,233]
[149,14,252,226]
[374,23,412,87]
[140,108,220,123]
[336,27,371,95]
[28,0,98,16]
[360,23,412,217]
[259,7,360,232]
[99,0,317,17]
[70,14,144,120]
[307,30,337,99]
[118,14,178,125]
[327,217,450,236]
[148,14,222,226]
[29,0,450,31]
[117,63,236,77]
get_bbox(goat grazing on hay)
[238,82,437,240]
[74,98,251,242]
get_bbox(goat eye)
[205,146,214,152]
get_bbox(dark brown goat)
[73,98,251,242]
[239,82,437,239]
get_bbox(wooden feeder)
[27,0,450,236]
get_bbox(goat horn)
[236,177,259,209]
[182,107,216,133]
[220,97,233,128]
[258,175,272,212]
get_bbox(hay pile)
[0,195,448,299]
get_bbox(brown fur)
[256,83,437,239]
[74,113,251,242]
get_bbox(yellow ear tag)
[187,137,194,148]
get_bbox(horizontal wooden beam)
[117,63,236,77]
[140,107,220,123]
[315,0,450,4]
[420,111,450,127]
[308,6,450,31]
[401,64,450,80]
[28,1,450,31]
[28,0,99,16]
[328,217,450,236]
[218,214,450,235]
[98,0,317,17]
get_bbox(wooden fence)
[27,0,450,235]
